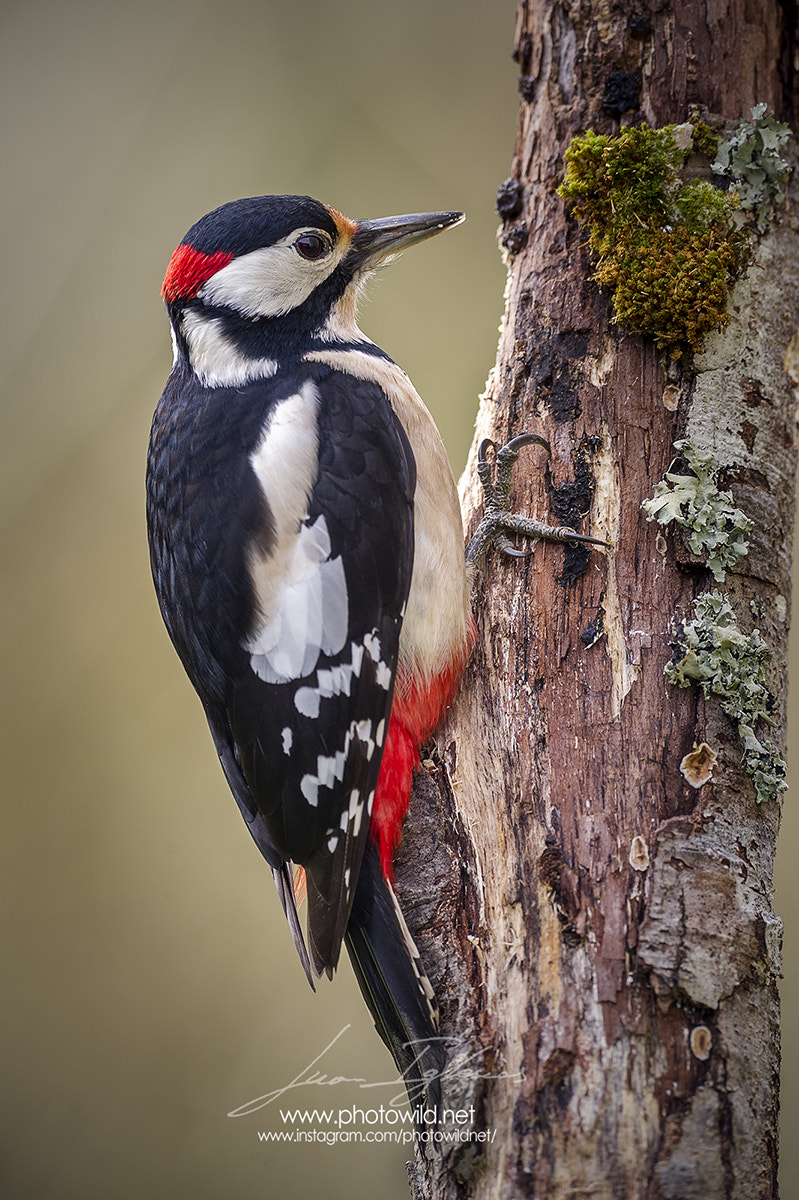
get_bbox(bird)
[146,194,603,1107]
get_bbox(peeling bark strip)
[399,3,799,1198]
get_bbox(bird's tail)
[345,840,445,1116]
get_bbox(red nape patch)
[161,243,234,302]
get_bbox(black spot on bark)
[497,178,523,219]
[602,70,641,118]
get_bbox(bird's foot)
[465,433,608,568]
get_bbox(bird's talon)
[468,431,607,566]
[563,529,610,549]
[496,538,534,559]
[503,432,551,458]
[477,438,496,465]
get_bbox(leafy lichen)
[559,122,749,356]
[666,591,787,804]
[712,104,792,234]
[641,440,752,581]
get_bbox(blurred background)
[1,2,796,1197]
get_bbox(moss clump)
[559,123,749,356]
[691,120,720,161]
[641,440,752,581]
[667,591,787,804]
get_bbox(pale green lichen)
[667,591,787,804]
[712,104,791,234]
[641,440,752,581]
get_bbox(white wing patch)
[248,383,320,539]
[246,383,349,685]
[299,720,375,824]
[247,514,347,684]
[292,631,391,719]
[294,641,365,718]
[363,631,392,688]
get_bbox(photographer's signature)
[227,1023,521,1117]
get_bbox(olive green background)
[1,2,796,1197]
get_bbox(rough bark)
[398,3,799,1197]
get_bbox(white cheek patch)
[180,309,278,386]
[198,231,345,319]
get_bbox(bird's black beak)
[347,210,465,272]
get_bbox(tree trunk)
[398,3,799,1197]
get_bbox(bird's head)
[161,195,464,386]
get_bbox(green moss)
[691,121,720,161]
[559,122,749,356]
[666,591,787,804]
[641,440,752,581]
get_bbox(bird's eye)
[295,233,330,261]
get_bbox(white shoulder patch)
[247,382,349,684]
[248,383,319,539]
[247,513,348,684]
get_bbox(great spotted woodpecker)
[146,195,601,1103]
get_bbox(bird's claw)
[466,432,608,567]
[478,433,552,466]
[495,537,534,559]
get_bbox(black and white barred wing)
[226,366,416,975]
